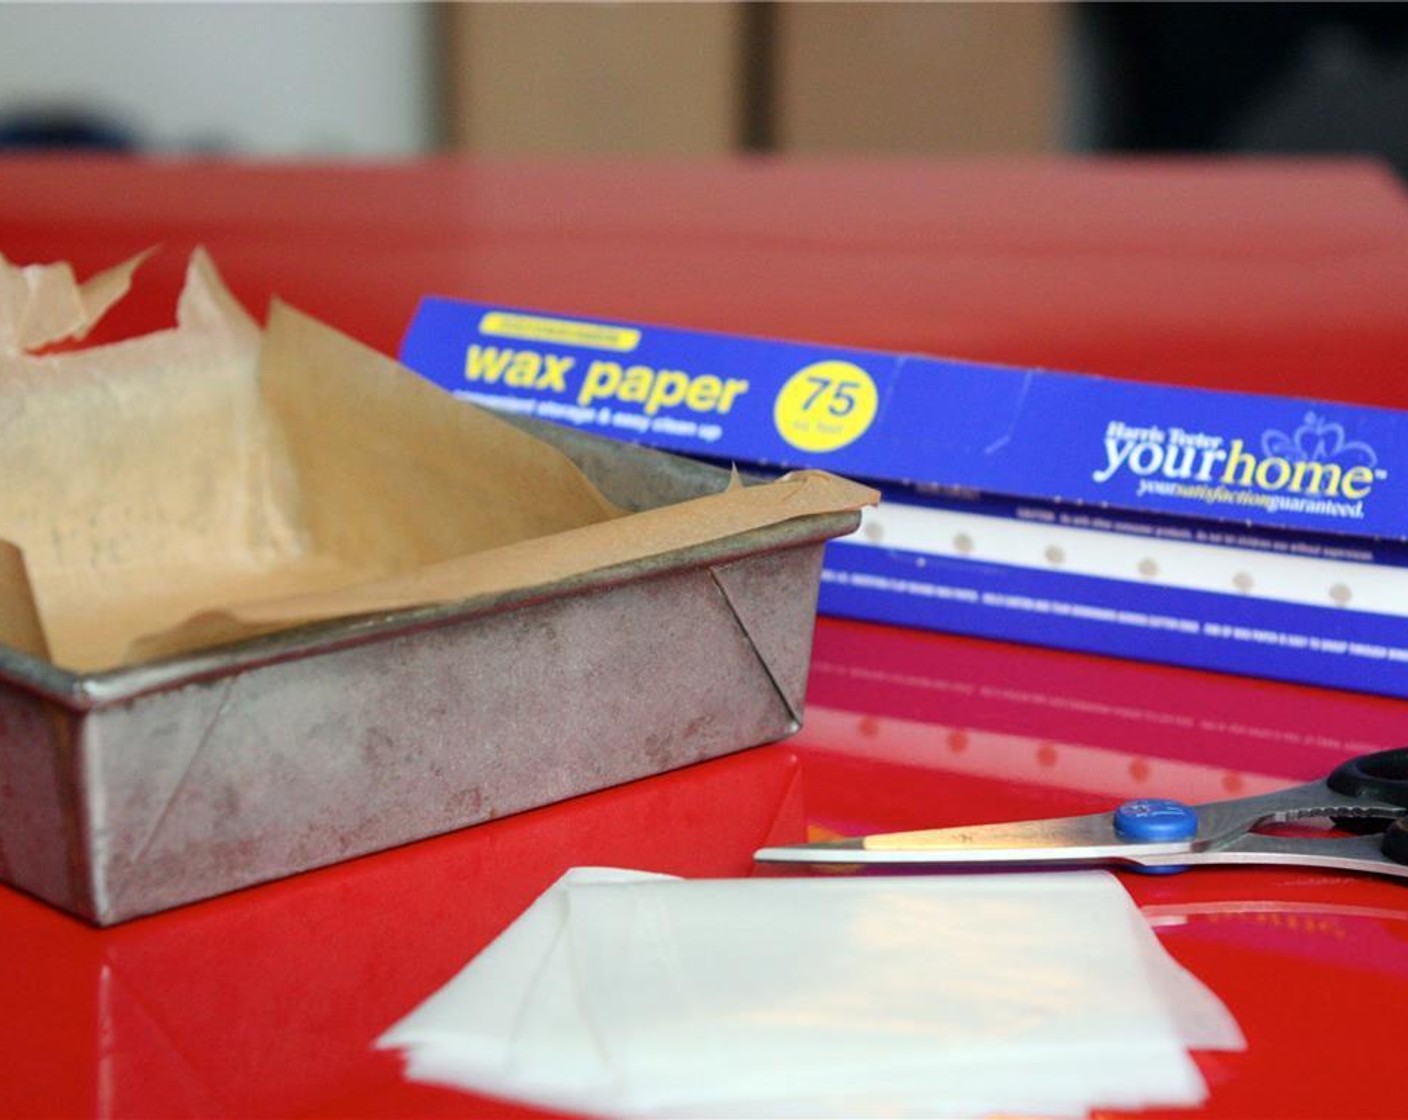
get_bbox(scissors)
[755,747,1408,881]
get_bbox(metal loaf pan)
[0,418,859,926]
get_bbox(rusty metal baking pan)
[0,419,860,926]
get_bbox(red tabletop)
[2,155,1407,1119]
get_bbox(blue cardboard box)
[401,300,1408,699]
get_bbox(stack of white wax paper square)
[378,868,1243,1119]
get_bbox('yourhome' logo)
[1092,413,1386,518]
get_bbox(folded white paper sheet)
[379,868,1243,1119]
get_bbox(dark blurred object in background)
[0,105,138,152]
[1080,3,1408,174]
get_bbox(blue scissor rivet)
[1113,798,1199,843]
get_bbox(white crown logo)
[1262,411,1377,469]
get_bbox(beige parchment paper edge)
[0,252,877,672]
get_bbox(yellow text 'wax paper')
[0,253,876,671]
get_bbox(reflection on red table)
[798,621,1408,1120]
[2,156,1407,1118]
[0,744,806,1119]
[2,618,1406,1120]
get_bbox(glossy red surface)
[2,156,1407,1119]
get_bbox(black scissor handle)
[1382,818,1408,867]
[1326,747,1408,809]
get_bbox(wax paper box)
[402,299,1408,699]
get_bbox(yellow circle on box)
[773,360,879,452]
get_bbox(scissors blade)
[755,810,1193,866]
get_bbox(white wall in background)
[0,2,437,155]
